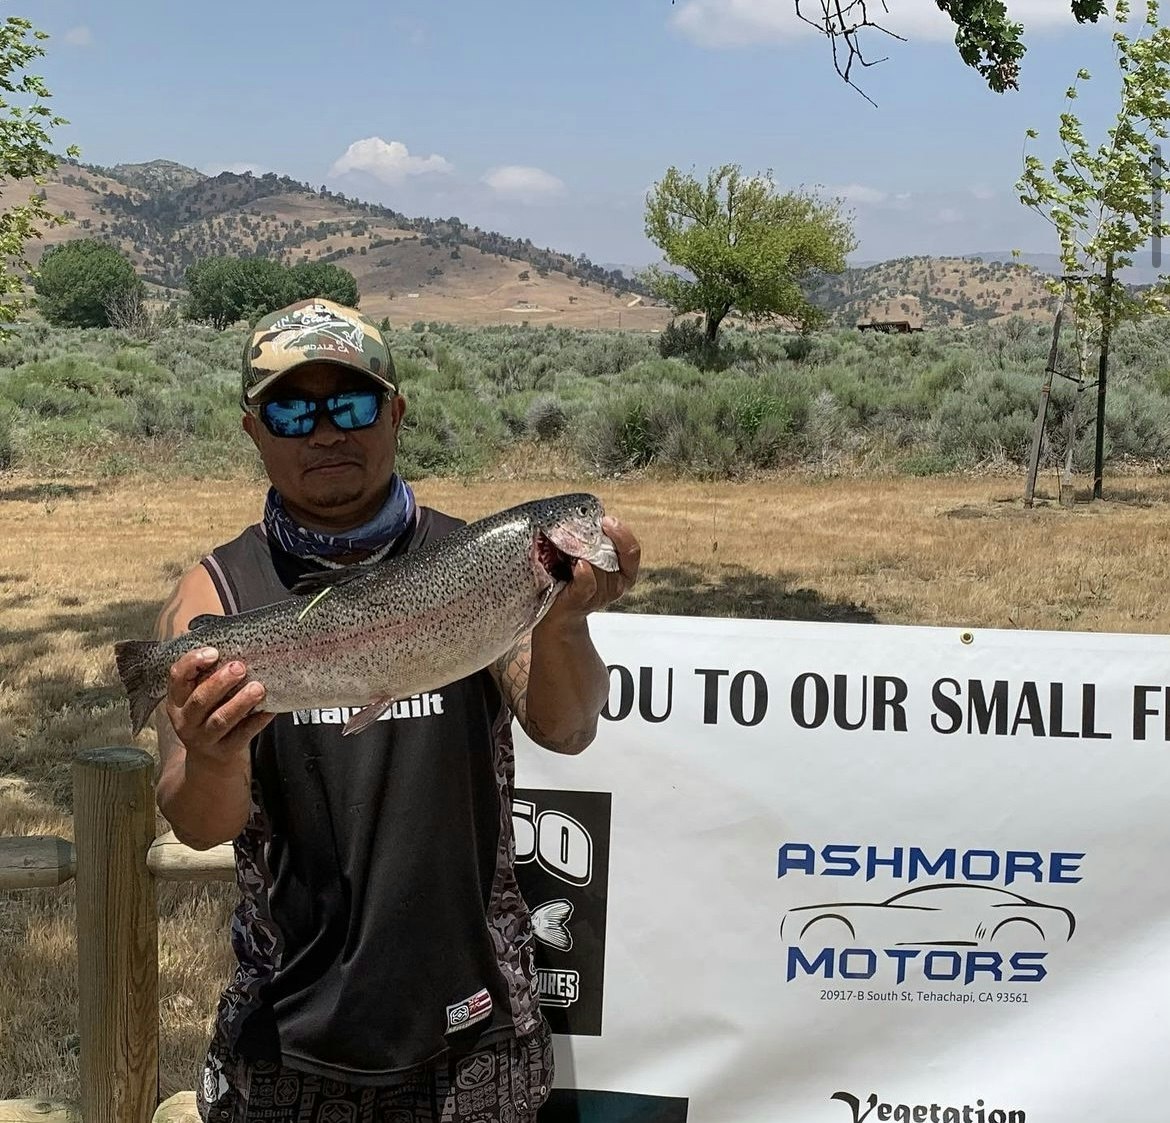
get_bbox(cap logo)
[260,303,367,358]
[242,298,394,402]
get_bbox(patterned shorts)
[196,1020,554,1123]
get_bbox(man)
[153,298,640,1123]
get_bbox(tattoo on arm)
[491,632,595,754]
[527,720,593,755]
[493,634,531,728]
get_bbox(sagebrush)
[4,316,1170,479]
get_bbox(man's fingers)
[179,660,252,730]
[167,647,220,707]
[602,517,641,586]
[203,681,268,742]
[235,710,276,744]
[564,559,598,608]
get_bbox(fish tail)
[113,640,166,736]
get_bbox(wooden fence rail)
[0,747,235,1123]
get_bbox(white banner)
[513,614,1170,1123]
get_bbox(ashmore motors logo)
[514,788,611,1035]
[778,842,1082,987]
[832,1090,1025,1123]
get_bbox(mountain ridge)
[27,158,1067,329]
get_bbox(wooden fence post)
[72,748,159,1123]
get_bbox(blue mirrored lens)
[262,399,316,436]
[326,390,381,430]
[260,390,382,437]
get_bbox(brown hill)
[811,254,1060,328]
[25,160,670,330]
[22,159,1061,330]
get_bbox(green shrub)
[1103,383,1170,459]
[525,396,567,441]
[657,318,704,358]
[782,334,814,363]
[583,389,664,471]
[11,316,1170,479]
[900,451,956,476]
[34,239,144,328]
[933,370,1037,464]
[0,408,16,471]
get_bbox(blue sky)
[25,0,1144,268]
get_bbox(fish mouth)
[545,522,619,573]
[536,532,576,584]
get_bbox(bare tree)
[798,0,1108,102]
[670,1,1108,105]
[104,289,179,341]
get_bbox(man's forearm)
[523,614,610,754]
[156,749,252,850]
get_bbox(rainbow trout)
[114,493,619,738]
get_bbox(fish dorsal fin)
[342,695,396,737]
[290,565,368,596]
[187,613,220,631]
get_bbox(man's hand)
[495,515,641,755]
[165,647,273,775]
[546,516,641,621]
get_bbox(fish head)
[532,493,620,581]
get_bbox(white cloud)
[203,161,274,176]
[671,0,1081,48]
[829,183,888,205]
[482,165,566,203]
[969,185,997,200]
[329,137,453,185]
[64,26,92,47]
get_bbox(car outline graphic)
[779,882,1075,947]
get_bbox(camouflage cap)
[241,298,397,404]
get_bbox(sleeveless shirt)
[199,508,543,1085]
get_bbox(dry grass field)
[3,470,1170,1103]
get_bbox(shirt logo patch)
[446,987,493,1033]
[292,691,445,726]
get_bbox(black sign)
[540,1089,689,1122]
[514,788,611,1037]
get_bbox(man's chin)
[300,476,367,510]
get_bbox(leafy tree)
[286,259,359,306]
[640,164,855,342]
[1,16,79,326]
[184,256,360,328]
[230,259,295,325]
[1016,0,1170,498]
[33,238,143,327]
[183,256,288,329]
[183,257,245,330]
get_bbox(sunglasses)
[252,389,386,438]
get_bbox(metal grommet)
[960,631,974,645]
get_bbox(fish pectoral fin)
[341,696,397,737]
[290,565,368,596]
[187,613,220,631]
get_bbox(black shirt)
[200,507,542,1084]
